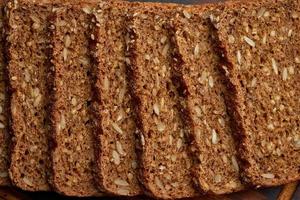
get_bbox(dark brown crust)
[49,3,101,196]
[0,0,10,186]
[213,0,300,187]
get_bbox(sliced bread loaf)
[126,4,198,199]
[91,1,141,196]
[170,5,244,194]
[50,4,101,196]
[5,0,54,191]
[0,0,9,186]
[213,0,300,187]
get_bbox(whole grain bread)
[0,0,9,186]
[5,0,54,191]
[170,5,245,194]
[126,4,198,199]
[213,0,300,187]
[50,4,101,196]
[91,1,142,196]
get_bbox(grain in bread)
[0,0,9,186]
[212,0,300,187]
[50,4,101,196]
[170,6,244,194]
[126,5,197,199]
[91,1,141,196]
[5,0,54,191]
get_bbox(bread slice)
[5,0,55,191]
[126,5,198,199]
[170,5,244,194]
[50,4,101,196]
[91,1,142,196]
[0,0,10,186]
[213,0,300,187]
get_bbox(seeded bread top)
[50,3,101,196]
[171,5,244,194]
[0,0,9,186]
[91,1,142,196]
[126,4,198,199]
[213,0,300,186]
[5,0,54,191]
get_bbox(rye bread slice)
[126,5,198,199]
[212,0,300,187]
[170,6,245,194]
[50,4,101,196]
[91,1,142,196]
[0,0,9,186]
[5,0,55,191]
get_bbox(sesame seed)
[288,66,295,75]
[270,30,276,37]
[116,141,126,156]
[261,173,275,179]
[103,76,109,91]
[243,36,256,47]
[157,122,165,132]
[23,177,34,187]
[214,174,222,183]
[112,123,123,134]
[237,50,242,65]
[144,54,150,60]
[263,11,270,17]
[251,77,257,87]
[228,35,235,44]
[271,58,278,75]
[112,150,120,165]
[288,29,293,37]
[153,103,160,115]
[282,67,288,81]
[231,156,239,172]
[194,44,200,57]
[211,129,218,144]
[183,10,191,19]
[218,117,225,127]
[267,123,274,130]
[160,36,167,44]
[82,7,92,14]
[114,178,129,187]
[208,76,214,88]
[162,44,169,57]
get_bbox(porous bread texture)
[126,4,198,199]
[213,0,300,187]
[5,0,54,191]
[170,5,244,194]
[91,1,142,196]
[0,0,10,186]
[50,4,101,196]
